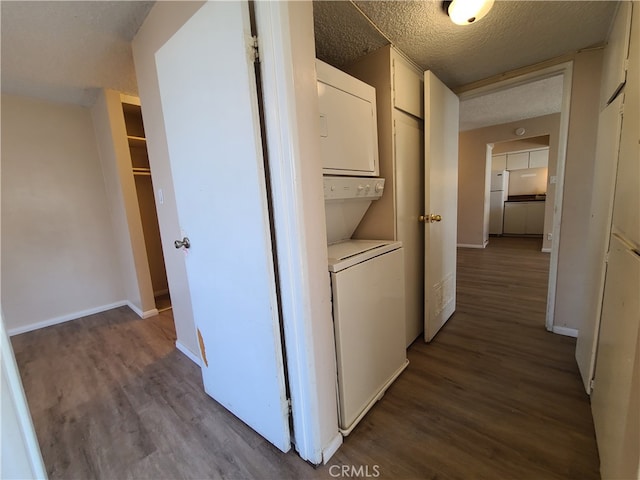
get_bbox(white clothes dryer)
[323,177,408,435]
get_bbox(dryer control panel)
[323,176,385,201]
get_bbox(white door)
[423,71,459,342]
[590,234,640,478]
[394,110,424,346]
[154,1,291,452]
[575,94,624,393]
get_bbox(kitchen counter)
[506,195,546,202]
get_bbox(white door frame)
[254,2,342,464]
[1,313,48,479]
[458,61,574,332]
[483,143,494,246]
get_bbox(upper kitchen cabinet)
[502,147,550,170]
[506,151,530,170]
[393,51,424,119]
[346,45,425,347]
[528,148,550,168]
[492,154,507,171]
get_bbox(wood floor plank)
[11,237,599,479]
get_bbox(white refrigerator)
[489,170,509,235]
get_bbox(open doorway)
[458,63,573,333]
[490,135,550,249]
[121,99,172,313]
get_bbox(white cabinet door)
[503,202,527,234]
[525,202,545,234]
[506,151,529,170]
[503,202,545,235]
[528,149,549,168]
[331,248,407,431]
[423,71,458,342]
[393,53,424,119]
[155,1,291,452]
[492,154,507,171]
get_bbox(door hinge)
[287,398,292,415]
[251,35,259,62]
[589,378,595,391]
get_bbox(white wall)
[553,49,604,331]
[1,94,124,334]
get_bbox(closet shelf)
[128,136,146,148]
[133,167,151,176]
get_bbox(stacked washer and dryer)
[317,60,409,436]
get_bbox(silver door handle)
[174,237,190,249]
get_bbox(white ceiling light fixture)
[444,0,495,25]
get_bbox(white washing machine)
[324,176,408,435]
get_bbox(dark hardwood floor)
[12,237,599,479]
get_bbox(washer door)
[331,248,407,431]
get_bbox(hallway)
[330,236,598,478]
[12,237,599,479]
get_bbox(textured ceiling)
[314,1,617,130]
[1,1,154,106]
[459,75,564,131]
[0,0,618,129]
[313,1,618,88]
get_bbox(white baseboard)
[322,432,343,464]
[457,243,486,249]
[541,248,552,253]
[552,326,578,338]
[8,301,128,336]
[176,341,201,366]
[142,308,159,319]
[126,301,158,319]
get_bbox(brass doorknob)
[419,214,442,223]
